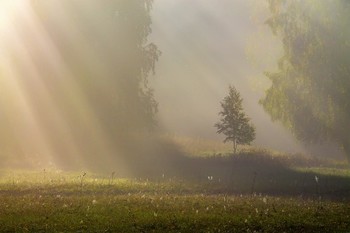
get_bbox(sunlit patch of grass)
[163,134,287,158]
[294,167,350,177]
[162,134,233,156]
[163,134,347,169]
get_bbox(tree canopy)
[215,85,255,154]
[261,0,350,160]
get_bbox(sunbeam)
[0,1,131,171]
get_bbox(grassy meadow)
[1,137,350,232]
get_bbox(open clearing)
[0,166,349,233]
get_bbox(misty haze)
[0,0,349,232]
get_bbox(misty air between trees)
[0,0,349,174]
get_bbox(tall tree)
[261,0,350,160]
[215,85,256,154]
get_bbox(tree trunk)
[233,139,237,154]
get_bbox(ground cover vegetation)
[1,150,349,232]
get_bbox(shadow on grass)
[117,142,350,200]
[170,152,350,200]
[80,136,350,200]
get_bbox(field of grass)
[0,164,349,233]
[0,137,349,232]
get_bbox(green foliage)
[215,85,256,153]
[261,0,350,159]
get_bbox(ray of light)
[0,0,127,170]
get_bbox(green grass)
[294,167,350,177]
[0,169,350,232]
[0,140,349,232]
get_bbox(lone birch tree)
[215,85,256,153]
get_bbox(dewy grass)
[0,170,349,232]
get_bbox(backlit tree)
[215,85,256,154]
